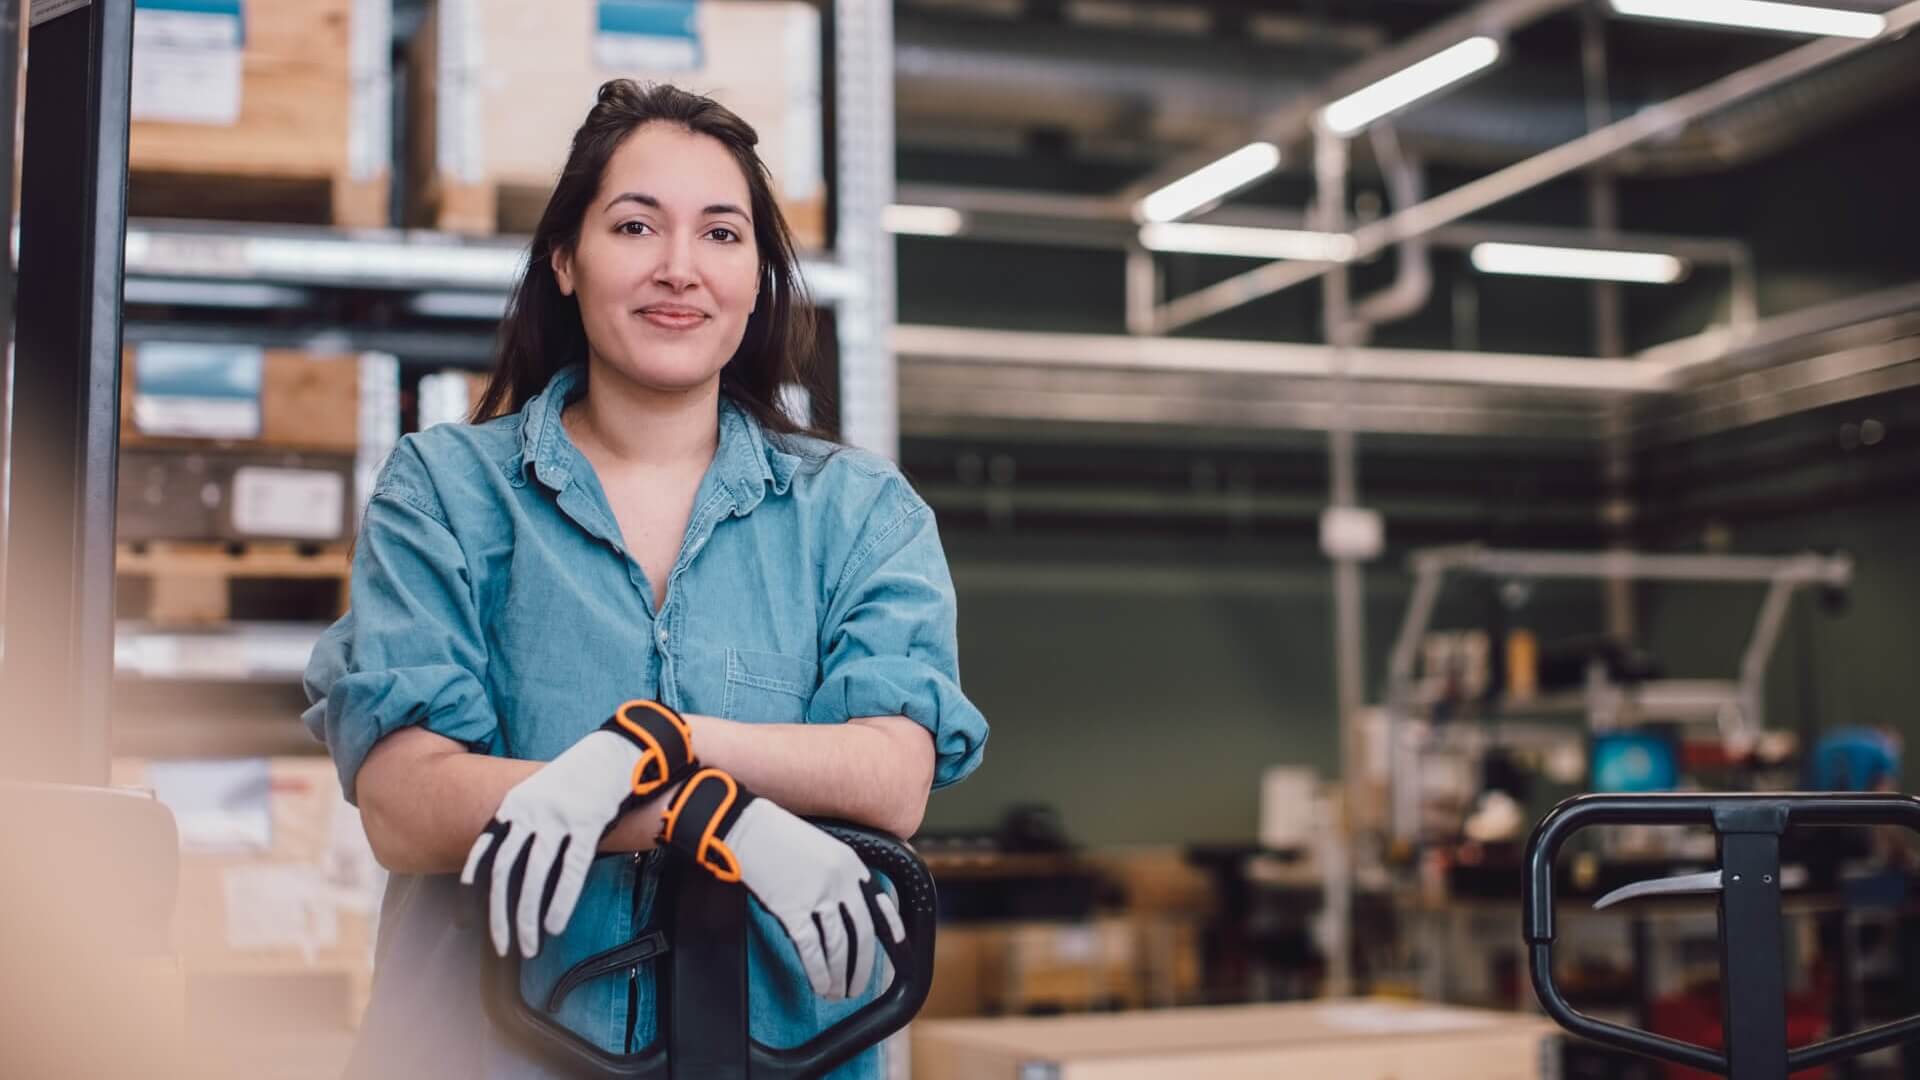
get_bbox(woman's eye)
[619,221,653,236]
[707,226,740,243]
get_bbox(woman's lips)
[637,307,708,330]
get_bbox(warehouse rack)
[86,0,899,713]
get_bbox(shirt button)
[658,629,669,645]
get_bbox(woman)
[303,81,988,1078]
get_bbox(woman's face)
[553,122,761,396]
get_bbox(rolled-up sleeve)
[806,482,988,789]
[301,439,499,804]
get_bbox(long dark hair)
[473,81,831,443]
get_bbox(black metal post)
[1830,907,1860,1080]
[0,0,19,660]
[1,0,134,783]
[1721,829,1790,1080]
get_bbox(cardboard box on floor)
[911,999,1556,1080]
[112,755,384,1027]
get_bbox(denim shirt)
[302,364,988,1079]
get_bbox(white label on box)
[1049,926,1098,963]
[147,758,272,854]
[594,0,702,72]
[131,4,243,125]
[133,342,263,439]
[135,397,260,439]
[223,863,339,956]
[230,466,346,539]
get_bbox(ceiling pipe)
[1349,123,1433,340]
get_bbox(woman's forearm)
[685,714,936,838]
[356,726,671,874]
[356,710,936,875]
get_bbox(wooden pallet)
[118,541,350,626]
[127,0,391,229]
[128,169,389,231]
[413,175,564,238]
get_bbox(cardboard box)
[112,756,385,1026]
[413,0,825,247]
[117,449,356,543]
[121,346,363,454]
[1003,919,1141,1014]
[216,453,357,542]
[911,999,1557,1080]
[922,924,1002,1021]
[118,450,225,541]
[127,0,390,227]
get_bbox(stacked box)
[127,0,392,227]
[117,346,365,544]
[412,0,826,248]
[112,755,384,1029]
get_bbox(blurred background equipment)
[4,0,1920,1078]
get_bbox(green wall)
[920,535,1604,845]
[1639,496,1920,789]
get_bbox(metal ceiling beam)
[895,181,1754,263]
[897,361,1613,440]
[1154,1,1920,333]
[895,324,1664,392]
[1410,545,1853,586]
[894,279,1920,443]
[1637,326,1920,445]
[1114,0,1582,205]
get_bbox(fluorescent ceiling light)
[1321,36,1502,136]
[1608,0,1885,38]
[882,204,965,236]
[1135,142,1282,224]
[1140,222,1356,263]
[1471,242,1688,284]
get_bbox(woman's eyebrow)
[603,191,750,220]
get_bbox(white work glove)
[462,701,696,958]
[660,768,907,1000]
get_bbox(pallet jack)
[1526,793,1920,1079]
[481,822,936,1080]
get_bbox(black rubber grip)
[479,820,937,1080]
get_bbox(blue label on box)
[134,0,244,45]
[133,343,264,440]
[596,0,702,72]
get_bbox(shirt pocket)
[722,648,819,724]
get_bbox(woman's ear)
[552,246,576,297]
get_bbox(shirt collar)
[520,365,799,512]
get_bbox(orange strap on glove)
[601,699,698,808]
[658,767,906,1000]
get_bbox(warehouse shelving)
[109,0,899,724]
